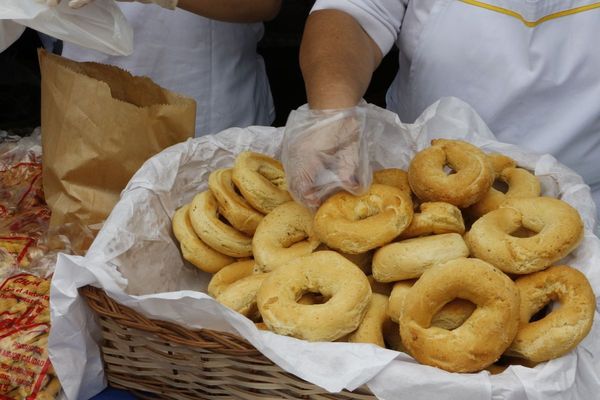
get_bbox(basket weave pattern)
[80,286,375,399]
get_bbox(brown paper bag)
[38,49,196,228]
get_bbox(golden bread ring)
[408,139,494,208]
[257,251,372,341]
[252,201,320,272]
[208,168,264,235]
[398,202,465,239]
[347,293,390,347]
[487,153,516,176]
[172,204,234,273]
[400,258,520,372]
[314,184,413,254]
[372,233,469,282]
[216,273,269,320]
[373,168,411,195]
[387,280,475,329]
[465,197,584,274]
[189,191,253,258]
[507,265,595,362]
[232,151,291,214]
[467,167,541,218]
[207,260,256,298]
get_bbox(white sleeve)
[311,0,405,56]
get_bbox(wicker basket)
[80,286,376,400]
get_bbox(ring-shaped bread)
[465,197,584,274]
[314,184,413,254]
[398,202,465,239]
[373,168,411,195]
[387,279,475,330]
[252,201,320,272]
[468,167,541,218]
[257,251,372,341]
[373,233,469,281]
[347,293,390,347]
[506,265,595,362]
[207,260,256,298]
[232,151,291,214]
[400,257,520,372]
[487,153,516,175]
[209,168,264,235]
[189,191,253,258]
[216,273,269,320]
[172,204,234,273]
[408,139,494,208]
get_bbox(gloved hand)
[38,0,177,10]
[281,104,372,212]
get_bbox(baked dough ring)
[209,168,264,235]
[387,280,475,330]
[216,273,269,320]
[257,251,372,341]
[408,139,494,208]
[172,205,234,273]
[467,167,541,218]
[253,201,320,272]
[189,191,253,258]
[465,197,584,274]
[398,202,465,239]
[232,151,291,214]
[487,153,516,175]
[373,168,411,195]
[348,293,390,347]
[507,265,595,362]
[314,184,413,254]
[207,260,256,298]
[372,233,469,281]
[400,258,520,372]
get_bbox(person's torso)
[388,0,600,193]
[62,4,274,136]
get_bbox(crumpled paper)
[0,0,132,55]
[49,98,600,400]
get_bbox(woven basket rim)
[80,285,265,357]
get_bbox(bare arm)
[300,10,383,110]
[177,0,281,22]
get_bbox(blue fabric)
[90,388,138,400]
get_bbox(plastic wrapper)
[49,98,600,400]
[0,0,133,55]
[282,104,373,211]
[0,130,90,399]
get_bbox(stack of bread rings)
[172,139,596,375]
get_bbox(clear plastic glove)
[38,0,177,10]
[281,104,372,212]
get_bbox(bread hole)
[353,195,383,220]
[258,165,286,189]
[509,226,538,238]
[281,229,308,249]
[529,301,557,323]
[443,165,457,176]
[431,299,476,331]
[297,291,330,305]
[492,179,509,194]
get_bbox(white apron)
[388,0,600,218]
[62,4,274,136]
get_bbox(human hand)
[281,105,372,212]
